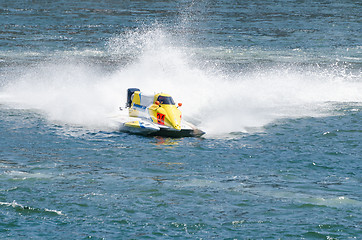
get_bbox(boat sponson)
[149,128,205,138]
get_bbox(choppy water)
[1,0,361,239]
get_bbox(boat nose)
[163,106,182,131]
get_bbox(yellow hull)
[120,88,205,137]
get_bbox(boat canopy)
[139,94,154,107]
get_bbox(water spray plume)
[1,28,361,136]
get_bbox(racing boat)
[118,88,204,137]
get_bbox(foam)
[4,170,53,180]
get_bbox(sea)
[0,0,361,239]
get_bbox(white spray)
[1,28,361,136]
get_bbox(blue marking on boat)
[133,104,147,110]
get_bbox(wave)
[176,178,362,209]
[0,200,64,216]
[1,28,361,136]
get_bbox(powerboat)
[117,88,204,137]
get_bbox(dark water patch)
[295,203,329,209]
[303,231,332,239]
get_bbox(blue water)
[1,0,361,239]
